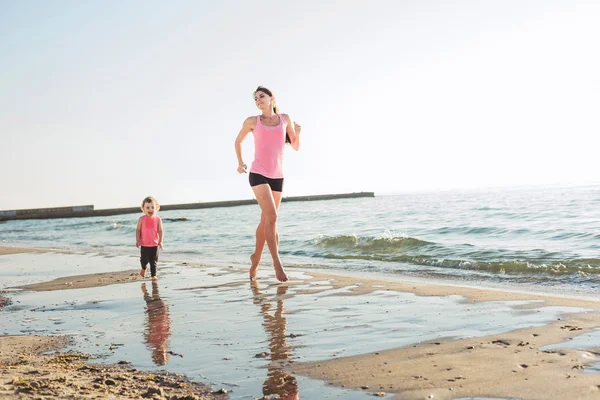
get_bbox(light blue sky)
[1,0,599,209]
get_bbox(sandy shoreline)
[0,246,46,256]
[292,312,600,399]
[15,270,142,292]
[0,247,231,399]
[2,245,600,399]
[0,335,229,399]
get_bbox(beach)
[3,0,599,396]
[0,335,228,400]
[2,245,600,399]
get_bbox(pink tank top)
[140,215,160,247]
[250,114,287,179]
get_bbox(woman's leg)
[251,184,287,282]
[250,191,283,279]
[249,214,266,278]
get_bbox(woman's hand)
[237,163,247,174]
[290,121,302,151]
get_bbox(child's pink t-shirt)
[140,215,160,247]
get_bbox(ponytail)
[273,103,290,143]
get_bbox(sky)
[1,0,599,210]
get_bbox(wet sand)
[16,270,141,292]
[0,246,45,256]
[291,313,600,400]
[2,245,600,399]
[0,335,228,399]
[0,247,230,399]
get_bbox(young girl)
[136,196,164,281]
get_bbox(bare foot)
[249,253,260,280]
[151,276,158,282]
[139,269,146,278]
[273,261,288,282]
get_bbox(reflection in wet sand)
[251,282,299,400]
[142,282,171,365]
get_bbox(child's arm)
[136,217,143,248]
[158,217,164,250]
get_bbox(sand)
[2,245,600,399]
[291,313,600,400]
[0,335,229,399]
[0,247,230,399]
[0,247,45,256]
[15,270,141,292]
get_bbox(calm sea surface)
[2,185,600,293]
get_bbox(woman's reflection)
[251,281,299,400]
[141,282,171,365]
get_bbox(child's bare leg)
[140,268,146,278]
[152,276,158,282]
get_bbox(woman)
[234,86,301,282]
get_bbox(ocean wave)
[430,226,513,236]
[106,222,126,230]
[52,219,136,231]
[321,253,600,276]
[0,228,28,233]
[314,234,432,253]
[548,231,598,240]
[310,233,600,277]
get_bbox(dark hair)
[141,196,160,211]
[254,86,291,143]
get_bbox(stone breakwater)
[0,192,375,221]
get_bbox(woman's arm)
[283,114,301,151]
[234,117,255,173]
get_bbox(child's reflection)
[141,282,171,365]
[251,281,299,400]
